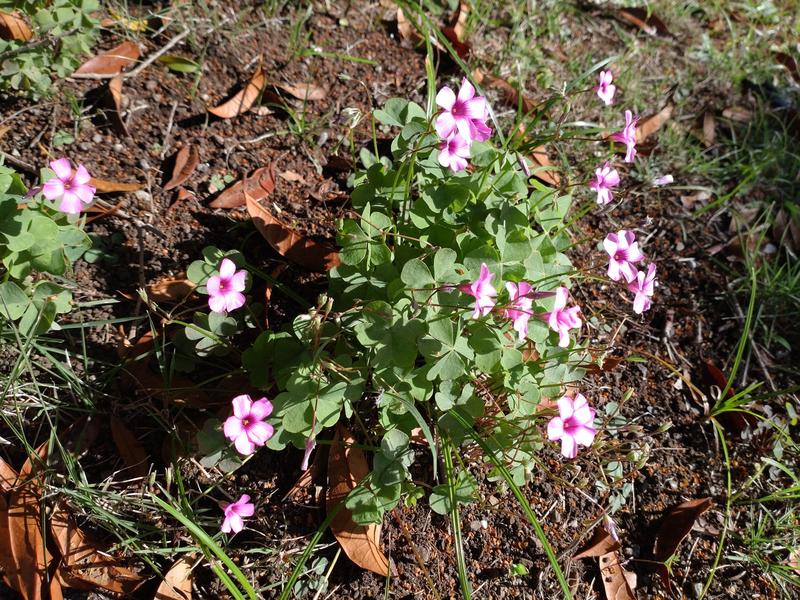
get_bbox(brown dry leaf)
[327,424,389,576]
[599,551,637,600]
[89,177,143,193]
[722,106,753,123]
[530,145,560,187]
[450,1,469,42]
[574,528,621,560]
[773,208,800,252]
[774,51,800,85]
[634,102,674,144]
[702,111,716,147]
[245,189,340,272]
[617,7,671,37]
[279,170,306,184]
[0,457,18,492]
[163,144,199,191]
[107,75,129,136]
[474,68,538,114]
[396,7,423,45]
[703,362,755,434]
[653,497,713,590]
[0,11,32,41]
[208,68,267,118]
[146,276,196,304]
[154,554,194,600]
[50,501,144,595]
[110,417,149,479]
[274,82,326,101]
[73,41,140,76]
[210,165,275,209]
[0,496,12,589]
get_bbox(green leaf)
[158,54,202,73]
[0,281,29,320]
[429,470,477,515]
[400,258,435,303]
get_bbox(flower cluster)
[435,79,492,172]
[460,263,582,348]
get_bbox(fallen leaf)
[50,501,144,595]
[210,165,276,209]
[474,68,538,114]
[702,111,716,147]
[703,361,755,434]
[599,551,637,600]
[653,497,713,590]
[208,68,267,118]
[772,207,800,253]
[110,417,149,479]
[0,457,18,492]
[0,496,12,589]
[574,528,621,560]
[0,11,32,41]
[89,177,143,193]
[163,144,200,190]
[396,7,423,46]
[146,276,196,304]
[279,170,306,184]
[617,7,671,37]
[107,75,129,136]
[327,424,389,576]
[530,145,560,186]
[722,106,753,123]
[273,82,326,101]
[73,41,140,77]
[774,51,800,85]
[450,1,469,42]
[246,189,340,272]
[634,101,674,144]
[154,554,194,600]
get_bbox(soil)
[0,2,797,599]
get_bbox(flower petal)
[234,434,256,455]
[223,416,244,441]
[249,398,273,420]
[226,513,244,533]
[219,258,236,278]
[224,291,246,312]
[208,294,227,314]
[435,86,456,111]
[42,179,65,201]
[435,112,456,139]
[59,192,83,214]
[573,425,596,448]
[50,158,72,180]
[231,394,252,418]
[457,78,476,103]
[557,395,575,420]
[73,164,91,185]
[560,435,578,459]
[547,417,564,441]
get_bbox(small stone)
[92,134,103,144]
[211,134,225,146]
[469,520,481,531]
[691,582,704,598]
[78,142,91,151]
[112,143,124,153]
[196,163,209,173]
[145,80,158,91]
[139,159,151,171]
[134,190,151,203]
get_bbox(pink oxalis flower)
[460,262,497,318]
[221,494,255,534]
[435,78,491,142]
[610,109,638,163]
[603,230,644,283]
[42,158,96,214]
[652,174,673,186]
[207,258,247,314]
[504,281,533,340]
[438,133,472,172]
[628,263,657,314]
[595,70,616,106]
[544,287,582,347]
[589,162,620,205]
[547,392,597,459]
[223,394,274,455]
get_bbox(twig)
[0,151,36,174]
[160,101,179,159]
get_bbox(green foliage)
[0,0,100,98]
[0,164,89,334]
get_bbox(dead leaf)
[773,207,800,252]
[245,186,340,272]
[279,170,306,184]
[530,145,560,186]
[653,497,712,590]
[0,11,32,41]
[107,75,128,136]
[599,551,637,600]
[396,7,423,46]
[163,144,200,190]
[50,501,144,595]
[703,361,756,434]
[634,102,673,144]
[722,106,753,123]
[154,554,194,600]
[617,7,671,37]
[574,528,621,560]
[327,425,389,576]
[110,417,149,479]
[208,68,267,118]
[450,1,469,42]
[273,82,326,101]
[89,177,143,193]
[474,68,538,114]
[73,41,140,77]
[774,51,800,85]
[0,457,18,492]
[702,111,716,147]
[0,496,12,589]
[210,165,275,209]
[146,276,196,304]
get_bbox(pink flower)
[207,258,247,314]
[543,287,581,347]
[652,174,673,186]
[221,494,255,534]
[223,394,274,455]
[459,262,497,318]
[504,281,533,340]
[595,70,616,106]
[603,230,644,283]
[435,78,491,142]
[42,158,96,214]
[547,392,596,459]
[610,110,638,163]
[628,263,657,314]
[438,132,472,172]
[300,437,316,471]
[589,162,620,205]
